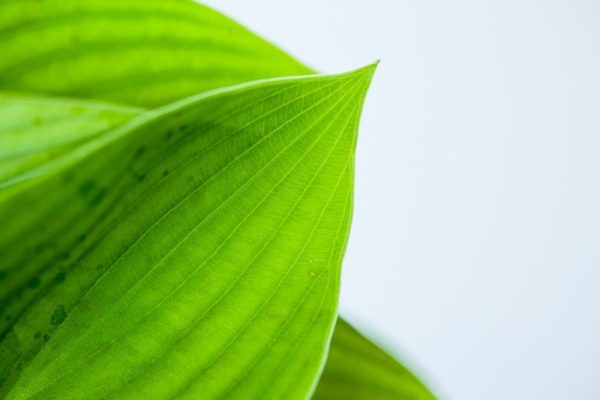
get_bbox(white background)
[202,1,600,399]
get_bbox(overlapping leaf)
[0,95,140,187]
[1,66,374,399]
[0,0,315,326]
[0,0,314,337]
[0,0,310,107]
[313,319,435,400]
[0,90,436,400]
[0,0,434,398]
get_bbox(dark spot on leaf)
[178,124,188,132]
[33,332,42,339]
[134,146,146,158]
[43,334,50,341]
[53,272,66,284]
[78,234,87,243]
[162,170,169,177]
[79,180,106,207]
[165,130,174,141]
[60,252,70,261]
[96,264,104,271]
[27,277,41,289]
[50,305,67,326]
[0,271,6,280]
[133,172,146,182]
[4,315,11,322]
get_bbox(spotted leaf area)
[1,66,375,400]
[0,1,435,399]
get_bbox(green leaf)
[1,65,375,399]
[0,0,315,315]
[0,0,311,107]
[0,2,434,397]
[0,95,145,334]
[0,86,437,400]
[0,94,140,187]
[313,319,436,400]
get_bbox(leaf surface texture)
[0,1,434,398]
[0,0,310,107]
[0,95,140,186]
[1,66,375,400]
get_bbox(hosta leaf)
[0,94,140,187]
[0,1,433,396]
[0,65,375,399]
[0,0,314,323]
[0,0,310,107]
[0,95,139,333]
[313,319,436,400]
[0,92,436,398]
[0,95,146,333]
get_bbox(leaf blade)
[0,94,140,187]
[0,3,435,398]
[0,0,311,106]
[2,65,375,400]
[314,319,436,400]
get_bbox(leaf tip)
[338,62,378,99]
[343,61,379,81]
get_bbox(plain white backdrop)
[202,1,600,399]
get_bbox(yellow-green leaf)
[0,94,140,187]
[0,0,310,107]
[1,66,375,400]
[314,319,436,400]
